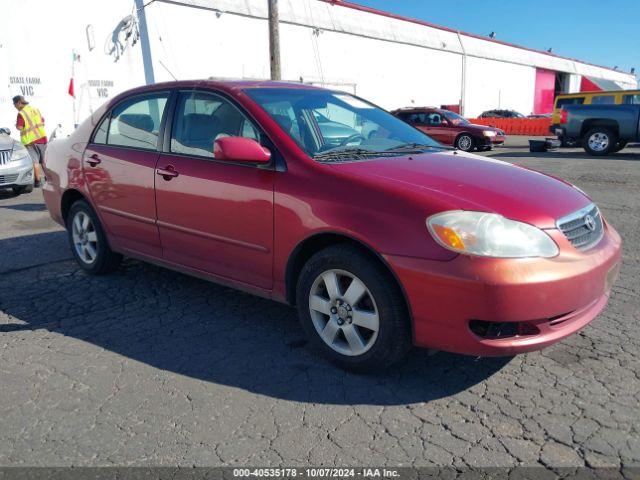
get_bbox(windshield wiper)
[385,143,455,152]
[313,148,391,162]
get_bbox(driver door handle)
[156,166,179,180]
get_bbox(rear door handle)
[156,166,179,180]
[86,154,101,166]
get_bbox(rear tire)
[455,134,475,152]
[66,200,122,275]
[583,127,617,156]
[296,244,412,371]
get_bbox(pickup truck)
[555,104,640,155]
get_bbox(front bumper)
[479,134,506,147]
[386,222,622,356]
[0,164,34,188]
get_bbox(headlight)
[427,211,559,258]
[11,146,30,163]
[482,130,497,137]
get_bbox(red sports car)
[392,107,506,151]
[43,81,621,370]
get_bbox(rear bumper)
[385,223,622,356]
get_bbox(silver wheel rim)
[588,132,609,152]
[458,135,472,150]
[71,211,98,264]
[308,269,379,357]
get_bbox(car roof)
[112,79,326,101]
[556,89,640,98]
[391,106,442,113]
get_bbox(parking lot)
[0,139,638,468]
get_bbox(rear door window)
[107,93,168,150]
[590,95,616,105]
[622,94,640,105]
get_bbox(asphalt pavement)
[0,140,638,468]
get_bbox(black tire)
[12,185,33,195]
[455,134,475,152]
[582,127,617,156]
[611,141,628,153]
[559,137,578,148]
[66,199,122,275]
[296,244,412,371]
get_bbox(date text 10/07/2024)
[232,468,400,478]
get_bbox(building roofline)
[319,0,631,77]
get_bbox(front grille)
[0,173,19,184]
[557,203,604,251]
[0,150,11,166]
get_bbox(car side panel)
[42,108,106,227]
[83,144,162,257]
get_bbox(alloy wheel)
[588,132,609,152]
[71,211,98,264]
[308,269,380,356]
[457,135,473,151]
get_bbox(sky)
[353,0,639,77]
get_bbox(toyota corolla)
[42,81,621,370]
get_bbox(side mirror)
[0,127,10,135]
[213,137,271,164]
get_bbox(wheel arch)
[581,119,619,138]
[60,188,89,223]
[284,232,412,325]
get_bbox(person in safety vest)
[13,95,47,186]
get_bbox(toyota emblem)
[584,214,596,231]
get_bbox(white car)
[0,128,34,195]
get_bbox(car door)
[84,92,169,258]
[154,90,275,289]
[422,112,450,144]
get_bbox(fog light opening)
[469,320,539,339]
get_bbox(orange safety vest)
[18,105,46,145]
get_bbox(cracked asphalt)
[0,140,638,468]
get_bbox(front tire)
[12,185,33,195]
[611,141,628,153]
[583,127,617,156]
[455,134,475,152]
[66,200,122,275]
[296,245,411,371]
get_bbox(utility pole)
[134,0,156,85]
[268,0,281,80]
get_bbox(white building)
[1,0,636,138]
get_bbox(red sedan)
[42,81,621,370]
[392,107,506,151]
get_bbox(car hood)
[329,151,590,228]
[466,123,502,133]
[0,134,16,151]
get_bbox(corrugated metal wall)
[1,0,636,136]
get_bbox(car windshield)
[442,111,469,125]
[244,88,444,162]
